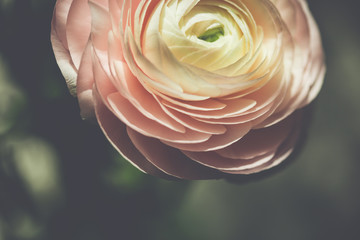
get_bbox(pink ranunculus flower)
[51,0,325,179]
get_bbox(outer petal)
[77,41,95,119]
[184,109,303,173]
[51,0,92,96]
[66,0,92,69]
[93,87,171,179]
[51,26,78,95]
[52,0,73,49]
[162,123,252,152]
[266,0,325,123]
[222,110,303,174]
[127,128,222,180]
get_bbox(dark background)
[0,0,359,239]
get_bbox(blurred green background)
[0,0,359,239]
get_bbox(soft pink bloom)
[51,0,325,179]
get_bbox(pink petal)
[223,129,300,174]
[127,127,222,180]
[109,76,186,132]
[194,70,286,125]
[162,123,251,152]
[108,34,187,133]
[222,109,303,174]
[51,26,77,95]
[107,92,211,143]
[163,98,257,119]
[184,150,275,171]
[88,0,111,52]
[216,111,296,159]
[93,88,170,178]
[66,0,91,69]
[92,49,118,103]
[77,41,95,119]
[52,0,73,49]
[160,95,226,112]
[194,103,273,125]
[158,106,227,135]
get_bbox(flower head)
[51,0,325,179]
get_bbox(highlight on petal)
[93,88,171,178]
[127,127,222,180]
[51,0,325,180]
[51,27,78,95]
[77,41,95,119]
[51,0,92,95]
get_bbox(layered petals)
[51,0,325,179]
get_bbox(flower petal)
[127,127,222,180]
[66,0,91,69]
[77,41,95,119]
[93,88,171,178]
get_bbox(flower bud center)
[197,26,224,42]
